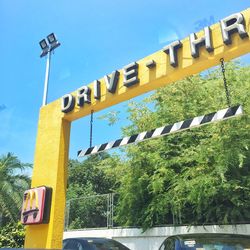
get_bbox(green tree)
[0,153,31,226]
[66,152,122,229]
[115,62,250,230]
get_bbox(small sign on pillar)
[21,186,52,225]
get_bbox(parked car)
[63,237,130,250]
[158,233,250,250]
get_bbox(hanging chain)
[220,58,231,107]
[90,110,94,148]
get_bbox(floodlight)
[39,33,61,106]
[47,33,57,44]
[39,39,49,58]
[47,33,61,51]
[39,39,49,50]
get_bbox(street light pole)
[42,50,51,106]
[39,33,60,107]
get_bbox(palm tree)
[0,153,31,226]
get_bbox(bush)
[0,222,25,248]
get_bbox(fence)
[64,193,207,231]
[65,193,117,230]
[64,193,250,231]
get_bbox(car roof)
[64,237,122,244]
[64,237,112,240]
[166,233,250,239]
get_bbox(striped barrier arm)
[78,105,243,157]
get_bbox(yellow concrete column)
[24,100,70,249]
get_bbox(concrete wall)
[64,224,250,250]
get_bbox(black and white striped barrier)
[78,105,243,158]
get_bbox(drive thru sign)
[25,9,250,249]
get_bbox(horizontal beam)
[78,105,243,157]
[55,8,250,122]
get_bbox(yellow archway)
[25,8,250,248]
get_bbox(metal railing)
[65,193,117,230]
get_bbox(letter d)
[61,94,75,113]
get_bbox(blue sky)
[0,0,249,164]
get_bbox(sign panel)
[21,186,52,225]
[60,11,249,121]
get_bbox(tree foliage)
[115,62,250,230]
[66,62,250,231]
[0,222,25,248]
[66,152,122,229]
[0,153,31,226]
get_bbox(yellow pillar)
[24,100,70,248]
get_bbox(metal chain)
[220,58,231,107]
[90,110,94,148]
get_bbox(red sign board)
[21,186,52,225]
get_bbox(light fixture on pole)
[39,33,61,106]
